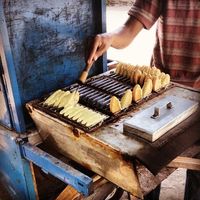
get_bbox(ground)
[107,5,186,200]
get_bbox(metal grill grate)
[86,75,132,98]
[33,72,172,132]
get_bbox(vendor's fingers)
[94,44,107,60]
[87,35,102,64]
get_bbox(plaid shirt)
[129,0,200,88]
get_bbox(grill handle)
[151,102,173,119]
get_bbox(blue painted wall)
[4,0,102,102]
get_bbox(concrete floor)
[107,5,186,200]
[160,169,186,200]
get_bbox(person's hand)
[87,16,143,65]
[87,33,113,65]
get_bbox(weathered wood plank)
[27,105,143,198]
[168,156,200,171]
[56,175,110,200]
[135,143,200,196]
[28,130,43,146]
[29,162,39,200]
[56,185,82,200]
[83,182,116,200]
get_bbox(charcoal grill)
[32,70,171,133]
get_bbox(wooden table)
[27,85,200,199]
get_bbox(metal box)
[123,95,199,142]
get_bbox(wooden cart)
[27,84,200,199]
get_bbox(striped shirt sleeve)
[128,0,163,29]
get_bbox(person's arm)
[87,16,143,65]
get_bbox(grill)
[86,74,131,97]
[33,71,171,132]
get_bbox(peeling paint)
[3,0,99,104]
